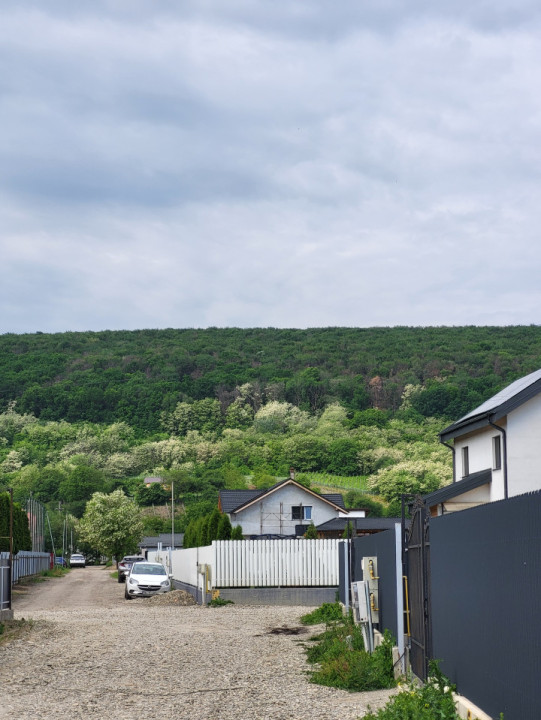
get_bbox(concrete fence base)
[216,586,338,606]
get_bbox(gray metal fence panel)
[0,551,51,585]
[350,529,399,639]
[431,490,541,720]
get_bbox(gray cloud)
[2,1,541,332]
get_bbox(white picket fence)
[213,539,340,588]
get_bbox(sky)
[2,0,541,334]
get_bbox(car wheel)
[124,588,131,600]
[117,574,123,583]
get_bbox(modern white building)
[426,368,541,515]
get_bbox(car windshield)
[71,555,83,560]
[132,564,166,576]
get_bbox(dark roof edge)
[440,377,541,441]
[423,468,492,506]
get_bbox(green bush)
[301,602,344,625]
[303,610,395,692]
[363,662,459,719]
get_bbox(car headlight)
[160,580,170,587]
[128,577,138,585]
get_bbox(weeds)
[363,662,459,719]
[208,597,234,607]
[303,608,395,692]
[301,602,344,625]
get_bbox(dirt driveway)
[1,567,394,720]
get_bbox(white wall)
[453,427,505,500]
[452,391,541,500]
[231,485,340,536]
[507,393,541,497]
[148,545,213,588]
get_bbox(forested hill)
[2,326,541,432]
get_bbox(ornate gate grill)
[406,496,432,680]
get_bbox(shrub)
[303,608,395,692]
[301,602,343,625]
[363,662,460,719]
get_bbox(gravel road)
[2,567,395,720]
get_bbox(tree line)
[1,326,540,432]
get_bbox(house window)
[493,435,502,470]
[461,446,469,477]
[291,506,312,521]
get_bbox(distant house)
[425,368,541,516]
[316,516,402,538]
[218,478,347,538]
[138,533,184,557]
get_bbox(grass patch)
[0,619,33,646]
[301,602,344,625]
[303,607,396,692]
[364,662,462,719]
[110,570,118,580]
[208,597,234,607]
[40,567,69,579]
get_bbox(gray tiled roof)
[138,533,184,548]
[219,483,346,513]
[219,490,264,513]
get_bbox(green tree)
[304,521,318,539]
[217,513,232,540]
[231,525,244,540]
[79,489,143,562]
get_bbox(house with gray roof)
[425,368,541,515]
[218,478,347,538]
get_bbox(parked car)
[69,553,86,568]
[54,556,67,567]
[124,562,171,600]
[117,555,145,583]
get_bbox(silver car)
[69,553,86,568]
[124,562,171,599]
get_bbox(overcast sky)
[2,1,541,334]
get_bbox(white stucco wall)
[231,485,341,536]
[452,392,541,500]
[454,425,505,500]
[506,392,541,497]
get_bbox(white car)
[124,562,171,599]
[69,553,86,568]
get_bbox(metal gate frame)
[404,495,432,680]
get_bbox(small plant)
[301,602,344,625]
[208,597,234,607]
[40,567,69,578]
[363,661,459,719]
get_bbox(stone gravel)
[1,568,396,720]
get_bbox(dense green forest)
[1,326,540,433]
[1,326,540,552]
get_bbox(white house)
[425,368,541,515]
[218,478,347,537]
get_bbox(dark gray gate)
[405,496,431,680]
